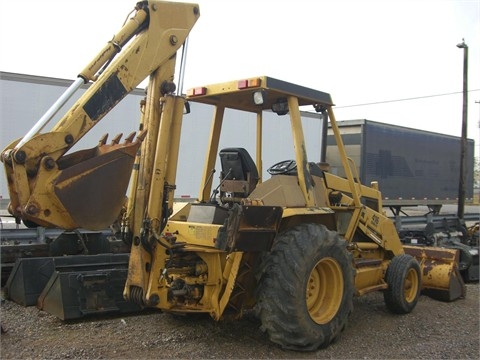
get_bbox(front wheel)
[383,254,422,314]
[255,223,355,351]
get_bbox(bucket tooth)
[98,133,108,146]
[124,132,136,144]
[111,133,123,145]
[136,129,147,142]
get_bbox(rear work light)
[253,90,267,105]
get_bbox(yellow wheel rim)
[306,257,344,324]
[404,268,419,303]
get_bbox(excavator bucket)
[4,131,146,230]
[403,245,466,302]
[52,132,146,230]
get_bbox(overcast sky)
[0,0,479,152]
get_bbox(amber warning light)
[237,78,261,89]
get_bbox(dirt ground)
[0,283,478,359]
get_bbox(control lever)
[210,168,232,203]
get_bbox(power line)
[336,89,480,109]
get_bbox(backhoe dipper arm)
[1,1,199,230]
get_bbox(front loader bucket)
[5,254,142,320]
[37,268,141,320]
[403,245,466,302]
[5,257,56,306]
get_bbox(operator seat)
[219,148,259,204]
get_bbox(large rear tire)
[383,254,421,314]
[255,223,355,351]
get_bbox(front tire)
[255,223,355,351]
[383,254,421,314]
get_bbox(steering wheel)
[267,160,297,175]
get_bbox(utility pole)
[456,39,468,219]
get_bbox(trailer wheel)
[383,254,421,314]
[255,223,354,351]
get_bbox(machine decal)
[83,74,127,121]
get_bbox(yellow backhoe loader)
[1,0,465,351]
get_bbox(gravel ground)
[1,204,478,359]
[0,283,478,359]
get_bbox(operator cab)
[186,76,334,208]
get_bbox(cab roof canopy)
[186,76,334,113]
